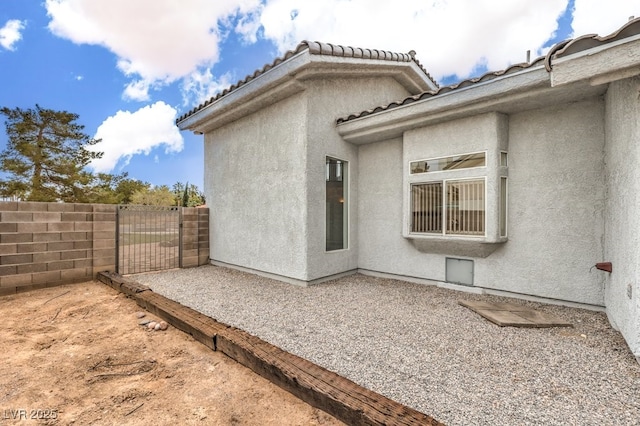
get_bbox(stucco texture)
[204,75,411,283]
[358,138,435,279]
[357,98,606,306]
[204,93,309,280]
[604,77,640,358]
[481,98,606,305]
[304,76,411,281]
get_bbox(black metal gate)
[116,205,182,275]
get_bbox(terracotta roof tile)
[177,41,437,124]
[338,17,640,124]
[337,57,546,123]
[545,16,640,71]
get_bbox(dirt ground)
[0,282,343,425]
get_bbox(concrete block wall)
[0,201,116,295]
[181,207,210,268]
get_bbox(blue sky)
[1,0,637,190]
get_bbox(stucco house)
[177,18,640,361]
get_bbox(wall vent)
[445,257,474,286]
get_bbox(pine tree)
[85,172,150,205]
[172,181,205,207]
[182,182,190,207]
[0,105,103,202]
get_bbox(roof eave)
[178,51,439,134]
[337,66,551,144]
[177,50,311,133]
[550,33,640,87]
[295,54,438,93]
[337,18,640,143]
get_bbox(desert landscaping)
[0,281,342,425]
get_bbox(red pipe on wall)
[595,262,612,273]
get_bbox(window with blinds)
[411,182,443,233]
[411,179,485,236]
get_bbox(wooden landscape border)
[97,271,442,426]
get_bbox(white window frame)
[499,176,508,238]
[410,151,486,175]
[325,156,349,252]
[410,177,487,237]
[404,148,508,244]
[500,151,508,167]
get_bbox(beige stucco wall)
[357,98,606,306]
[204,75,411,283]
[358,137,428,277]
[481,97,606,304]
[204,93,310,280]
[604,76,640,360]
[304,76,411,281]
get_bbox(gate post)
[179,207,183,269]
[115,205,121,274]
[179,207,203,268]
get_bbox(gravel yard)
[135,265,640,425]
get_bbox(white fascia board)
[338,67,550,144]
[551,35,640,87]
[177,50,311,133]
[300,54,438,93]
[178,50,437,133]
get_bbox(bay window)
[411,178,485,236]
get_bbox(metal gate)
[116,205,182,275]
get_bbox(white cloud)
[123,80,151,102]
[0,19,26,51]
[572,0,640,38]
[89,101,183,173]
[45,0,261,99]
[181,68,235,107]
[237,0,639,81]
[43,0,640,103]
[235,6,264,44]
[242,0,569,79]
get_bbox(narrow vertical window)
[500,177,508,237]
[500,151,508,167]
[326,157,348,251]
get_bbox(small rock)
[154,323,162,331]
[147,321,157,330]
[136,312,146,319]
[159,321,168,331]
[138,319,151,326]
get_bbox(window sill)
[405,233,506,258]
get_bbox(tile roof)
[176,41,438,124]
[544,16,640,71]
[336,57,546,123]
[337,17,640,124]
